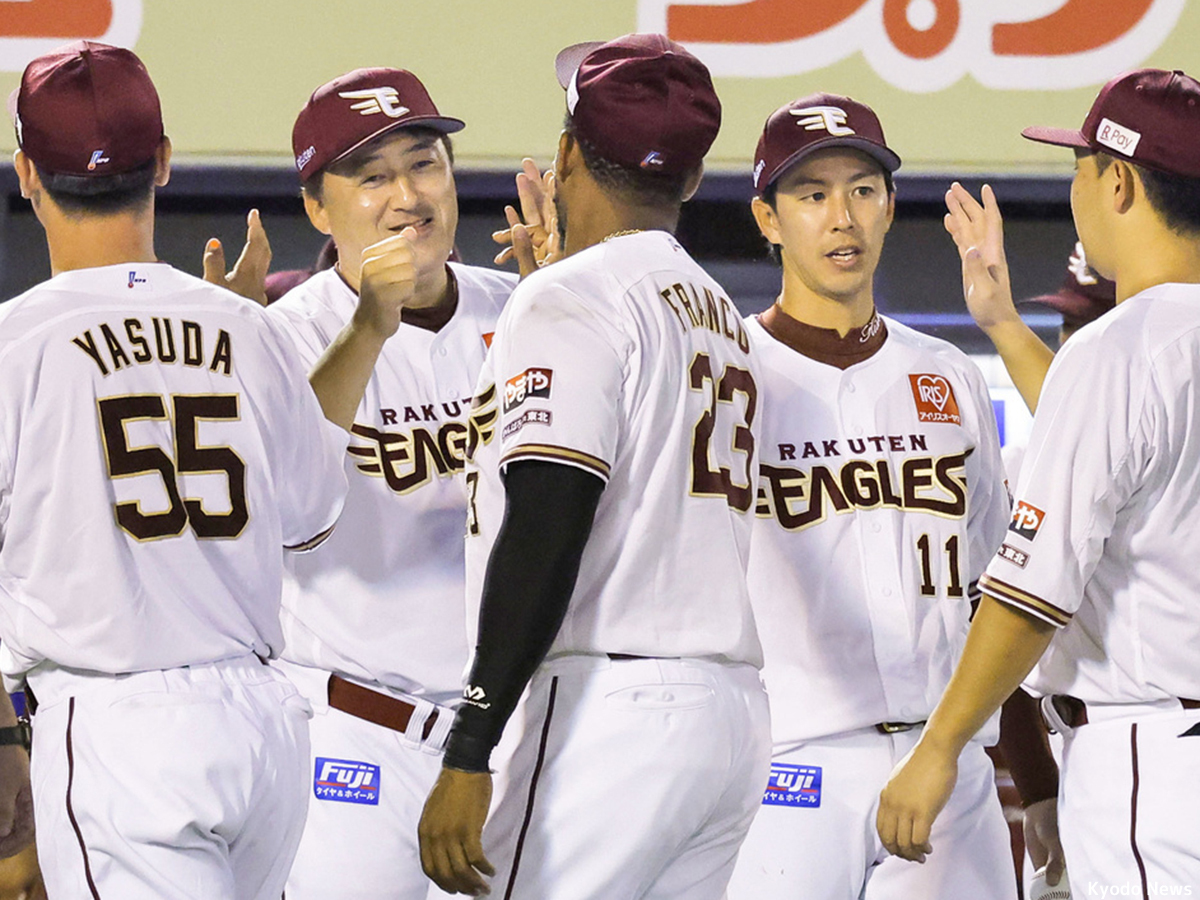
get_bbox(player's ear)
[302,183,332,236]
[750,195,782,246]
[1112,159,1138,215]
[554,131,577,185]
[681,162,704,203]
[13,149,37,200]
[884,184,896,232]
[153,136,172,188]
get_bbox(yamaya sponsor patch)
[908,374,961,425]
[1009,501,1045,541]
[504,367,553,413]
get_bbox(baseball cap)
[753,93,901,194]
[1023,68,1200,178]
[8,41,163,177]
[1018,242,1115,328]
[555,33,720,175]
[292,68,465,183]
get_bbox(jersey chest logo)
[504,367,553,413]
[909,374,961,425]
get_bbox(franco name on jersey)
[659,280,751,354]
[72,317,234,377]
[757,431,971,531]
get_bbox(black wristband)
[0,724,29,750]
[442,727,493,774]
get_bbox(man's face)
[1070,151,1113,281]
[756,148,894,305]
[305,129,458,290]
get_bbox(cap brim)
[1017,289,1109,319]
[1021,126,1091,149]
[762,137,902,192]
[321,114,466,175]
[555,41,604,89]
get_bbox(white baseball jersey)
[465,230,762,666]
[268,263,514,701]
[981,282,1200,704]
[746,311,1010,744]
[0,263,348,683]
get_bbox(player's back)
[466,230,762,666]
[0,263,347,680]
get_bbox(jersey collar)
[756,303,888,370]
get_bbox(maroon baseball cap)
[1023,69,1200,178]
[555,33,720,175]
[9,41,163,177]
[753,93,901,194]
[1018,241,1116,328]
[292,68,465,183]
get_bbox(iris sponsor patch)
[1009,501,1045,541]
[908,373,961,425]
[504,367,553,413]
[763,763,821,808]
[314,757,380,805]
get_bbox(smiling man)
[725,94,1022,900]
[265,68,515,899]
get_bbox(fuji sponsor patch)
[762,763,821,808]
[503,408,552,440]
[313,757,380,805]
[1095,117,1141,158]
[998,543,1030,569]
[908,374,961,425]
[1009,501,1046,541]
[504,367,552,413]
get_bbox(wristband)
[0,723,30,750]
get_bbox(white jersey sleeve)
[488,280,629,481]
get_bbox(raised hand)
[356,227,418,340]
[202,209,272,306]
[493,158,560,278]
[944,183,1017,332]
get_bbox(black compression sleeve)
[442,460,604,772]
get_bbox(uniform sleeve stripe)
[285,523,336,553]
[500,444,611,481]
[978,573,1072,628]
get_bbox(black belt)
[327,674,439,740]
[1047,694,1200,730]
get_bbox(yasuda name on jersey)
[763,763,822,808]
[313,757,380,805]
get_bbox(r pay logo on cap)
[1095,117,1142,157]
[504,367,553,413]
[908,374,961,425]
[338,87,410,119]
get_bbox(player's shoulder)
[449,261,518,308]
[881,315,984,376]
[268,268,353,324]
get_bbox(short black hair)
[35,158,156,214]
[563,112,695,208]
[1091,150,1200,235]
[757,157,895,262]
[304,127,454,203]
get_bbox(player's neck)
[777,273,876,337]
[1110,221,1200,303]
[43,206,158,277]
[561,180,679,257]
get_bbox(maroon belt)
[1050,694,1200,729]
[327,674,439,741]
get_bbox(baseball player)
[265,68,516,899]
[878,68,1200,898]
[418,34,770,899]
[726,94,1031,900]
[0,42,349,899]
